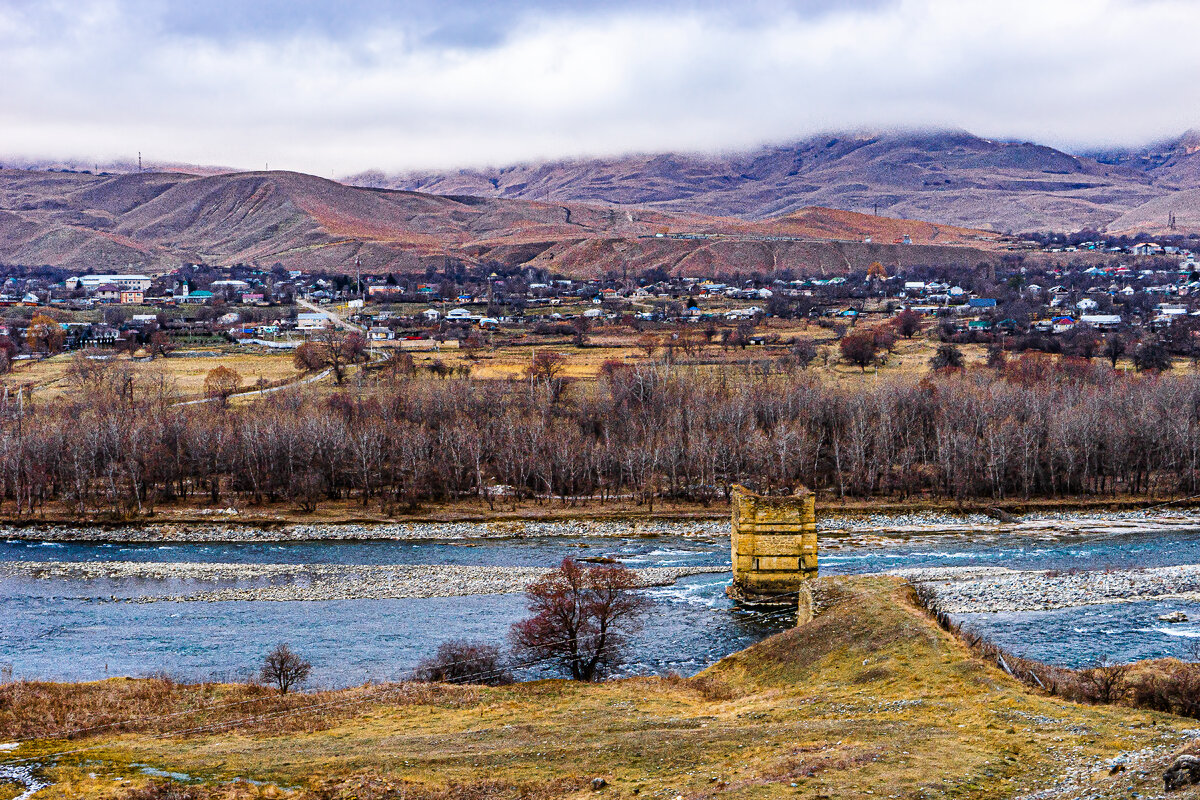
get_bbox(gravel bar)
[5,508,1200,543]
[897,563,1200,612]
[0,560,727,602]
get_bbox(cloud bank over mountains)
[1,0,1198,174]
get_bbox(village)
[0,239,1196,369]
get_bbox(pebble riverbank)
[0,560,727,602]
[897,563,1200,613]
[4,508,1200,542]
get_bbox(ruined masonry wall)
[729,485,817,605]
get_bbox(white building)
[297,312,331,331]
[1080,314,1122,329]
[75,274,153,292]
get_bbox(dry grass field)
[6,348,306,401]
[411,323,993,386]
[7,577,1200,799]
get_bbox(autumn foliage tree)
[510,558,648,681]
[27,313,64,354]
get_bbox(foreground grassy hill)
[5,577,1200,799]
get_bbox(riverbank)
[0,560,726,602]
[5,577,1197,800]
[5,505,1200,542]
[899,563,1200,613]
[0,491,1196,533]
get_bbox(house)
[21,293,38,305]
[131,314,158,326]
[297,312,331,331]
[446,308,473,321]
[1052,316,1076,334]
[120,289,144,305]
[967,298,997,309]
[241,293,265,305]
[368,326,393,341]
[1075,298,1099,311]
[94,284,120,303]
[421,308,441,321]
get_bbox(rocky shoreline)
[4,507,1200,543]
[898,563,1200,613]
[0,559,727,602]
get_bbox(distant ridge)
[350,129,1200,235]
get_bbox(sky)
[1,0,1198,175]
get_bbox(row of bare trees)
[4,359,1200,516]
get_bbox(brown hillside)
[0,168,1006,278]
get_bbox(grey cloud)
[0,0,1195,174]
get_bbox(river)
[3,524,1200,685]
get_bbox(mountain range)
[358,129,1200,235]
[0,165,1006,278]
[3,129,1198,278]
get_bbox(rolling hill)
[0,167,1007,278]
[358,129,1200,235]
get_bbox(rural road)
[173,367,333,407]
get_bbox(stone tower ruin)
[728,485,817,620]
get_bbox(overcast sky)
[1,0,1197,175]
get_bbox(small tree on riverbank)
[260,643,311,694]
[510,558,648,682]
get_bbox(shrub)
[414,640,511,686]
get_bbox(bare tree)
[510,558,648,681]
[1077,657,1131,704]
[839,330,878,371]
[259,643,311,694]
[893,309,923,339]
[203,366,242,407]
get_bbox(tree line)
[3,354,1200,517]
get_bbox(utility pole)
[138,152,142,173]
